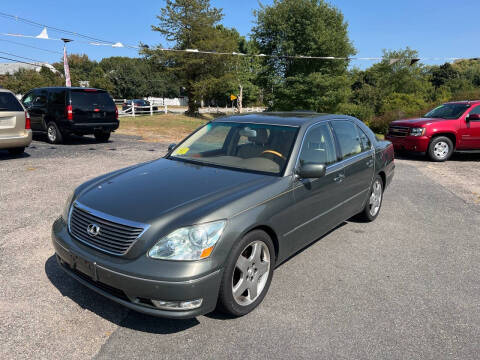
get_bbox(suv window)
[356,126,372,152]
[70,90,115,110]
[331,121,363,160]
[48,89,66,106]
[22,92,34,108]
[298,123,337,166]
[32,90,48,107]
[0,92,24,112]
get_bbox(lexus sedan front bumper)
[51,218,223,319]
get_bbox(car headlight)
[409,127,425,136]
[148,220,226,260]
[62,192,75,222]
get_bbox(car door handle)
[333,174,345,183]
[366,159,374,167]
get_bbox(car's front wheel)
[217,230,275,317]
[428,136,453,162]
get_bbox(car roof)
[445,100,480,105]
[212,112,354,128]
[30,87,106,91]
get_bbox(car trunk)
[69,89,116,123]
[0,92,25,137]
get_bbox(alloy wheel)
[47,125,57,143]
[232,241,270,306]
[369,179,382,217]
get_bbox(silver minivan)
[0,88,32,155]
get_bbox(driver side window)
[299,123,337,167]
[22,92,34,108]
[469,106,480,115]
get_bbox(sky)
[0,0,478,69]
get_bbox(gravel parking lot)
[1,134,479,360]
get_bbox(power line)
[0,51,46,64]
[0,38,62,55]
[0,55,43,68]
[0,11,135,47]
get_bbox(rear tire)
[357,175,383,222]
[8,147,25,155]
[46,122,63,144]
[428,136,453,162]
[94,130,111,142]
[217,230,275,317]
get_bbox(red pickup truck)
[385,100,480,161]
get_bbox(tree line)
[1,0,479,133]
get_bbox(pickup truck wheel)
[357,175,383,222]
[428,136,453,162]
[217,230,275,317]
[46,122,63,144]
[94,130,111,142]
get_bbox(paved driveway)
[1,135,479,359]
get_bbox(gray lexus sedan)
[52,112,395,319]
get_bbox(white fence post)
[164,105,168,114]
[132,102,135,117]
[150,102,153,116]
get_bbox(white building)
[0,62,59,75]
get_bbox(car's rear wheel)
[8,147,25,155]
[357,175,383,222]
[428,136,453,162]
[46,122,63,144]
[94,130,111,142]
[217,230,275,317]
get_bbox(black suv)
[21,87,119,144]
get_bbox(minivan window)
[298,123,337,167]
[0,92,23,112]
[70,90,115,110]
[331,121,363,160]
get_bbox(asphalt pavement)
[1,134,479,360]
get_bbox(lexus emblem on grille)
[87,223,101,237]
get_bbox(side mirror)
[466,114,480,122]
[168,143,177,152]
[296,163,326,179]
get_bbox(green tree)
[146,0,239,114]
[1,67,63,94]
[252,0,355,111]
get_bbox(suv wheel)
[428,136,453,162]
[46,122,63,144]
[217,230,275,317]
[94,130,111,142]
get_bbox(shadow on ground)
[0,150,30,160]
[45,255,200,334]
[395,150,480,162]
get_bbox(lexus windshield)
[424,103,470,119]
[170,122,299,175]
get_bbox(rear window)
[70,90,115,110]
[0,92,23,112]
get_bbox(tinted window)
[331,121,362,160]
[299,123,337,166]
[469,105,480,115]
[424,103,469,119]
[22,92,34,108]
[48,89,66,106]
[0,92,23,112]
[356,126,372,152]
[70,90,115,110]
[33,90,48,107]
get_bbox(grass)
[116,113,213,143]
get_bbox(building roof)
[0,62,59,75]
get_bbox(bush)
[337,103,374,123]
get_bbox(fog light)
[151,298,203,311]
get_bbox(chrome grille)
[388,126,410,137]
[68,202,148,256]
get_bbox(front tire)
[46,122,63,144]
[217,230,275,317]
[357,175,383,222]
[428,136,453,162]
